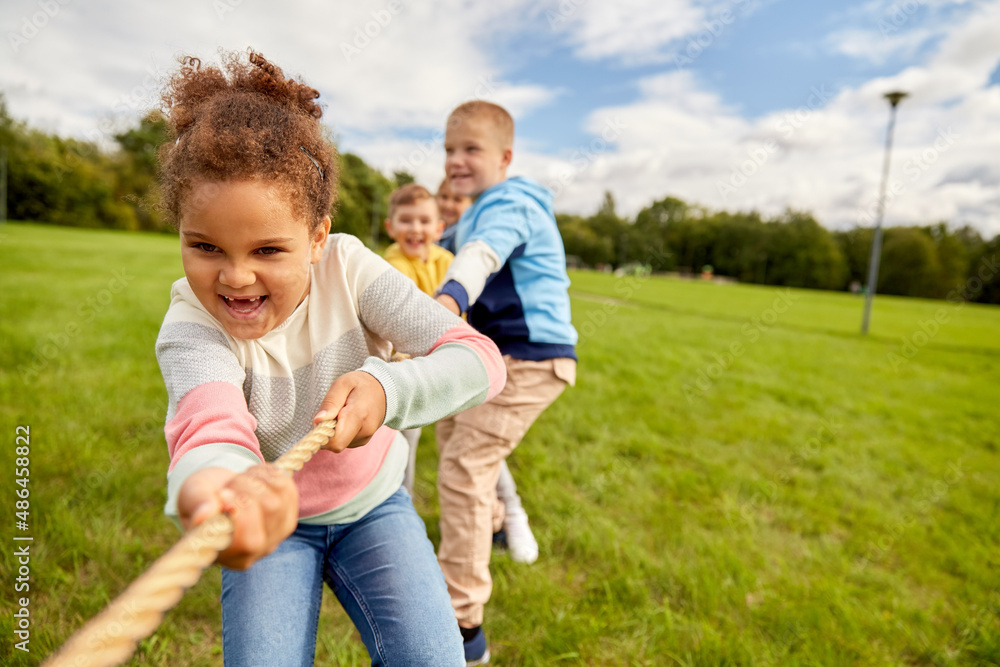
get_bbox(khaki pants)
[436,355,576,627]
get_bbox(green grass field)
[2,222,998,666]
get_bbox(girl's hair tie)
[300,146,324,179]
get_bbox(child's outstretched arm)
[324,239,506,434]
[435,198,529,315]
[156,298,299,563]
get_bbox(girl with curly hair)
[155,50,505,666]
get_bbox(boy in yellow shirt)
[383,184,454,493]
[384,183,454,295]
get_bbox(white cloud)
[553,0,705,64]
[1,0,998,237]
[0,0,552,139]
[533,0,1000,237]
[824,0,976,65]
[825,26,938,65]
[549,0,775,66]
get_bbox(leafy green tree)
[333,152,395,247]
[763,210,847,290]
[393,170,415,187]
[637,202,717,275]
[705,211,769,283]
[923,222,971,297]
[2,94,403,243]
[966,234,1000,304]
[557,213,614,267]
[114,111,169,231]
[877,227,942,297]
[2,94,136,229]
[952,224,984,256]
[833,227,874,289]
[633,196,690,270]
[585,191,631,268]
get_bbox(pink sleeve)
[165,382,263,472]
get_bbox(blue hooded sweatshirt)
[437,222,458,254]
[439,176,578,361]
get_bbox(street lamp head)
[884,91,908,107]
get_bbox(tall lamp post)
[861,91,908,335]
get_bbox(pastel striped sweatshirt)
[156,233,506,524]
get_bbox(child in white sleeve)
[154,51,505,666]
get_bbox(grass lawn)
[1,221,998,665]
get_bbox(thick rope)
[43,419,337,667]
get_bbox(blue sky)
[2,0,999,235]
[513,1,975,148]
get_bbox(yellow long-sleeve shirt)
[383,243,455,296]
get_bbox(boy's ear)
[500,147,513,170]
[384,219,393,235]
[310,216,331,263]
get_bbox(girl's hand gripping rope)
[313,370,387,452]
[43,420,336,667]
[177,464,298,570]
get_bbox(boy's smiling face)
[179,180,329,340]
[444,117,512,199]
[385,198,442,261]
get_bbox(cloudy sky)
[3,0,999,236]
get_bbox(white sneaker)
[503,506,538,564]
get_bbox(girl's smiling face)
[179,180,329,340]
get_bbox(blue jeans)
[220,487,464,666]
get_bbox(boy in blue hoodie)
[435,101,578,664]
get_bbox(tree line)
[559,193,998,304]
[0,96,400,245]
[2,94,996,304]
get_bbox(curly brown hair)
[158,50,337,230]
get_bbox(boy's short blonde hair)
[388,183,436,219]
[447,101,514,150]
